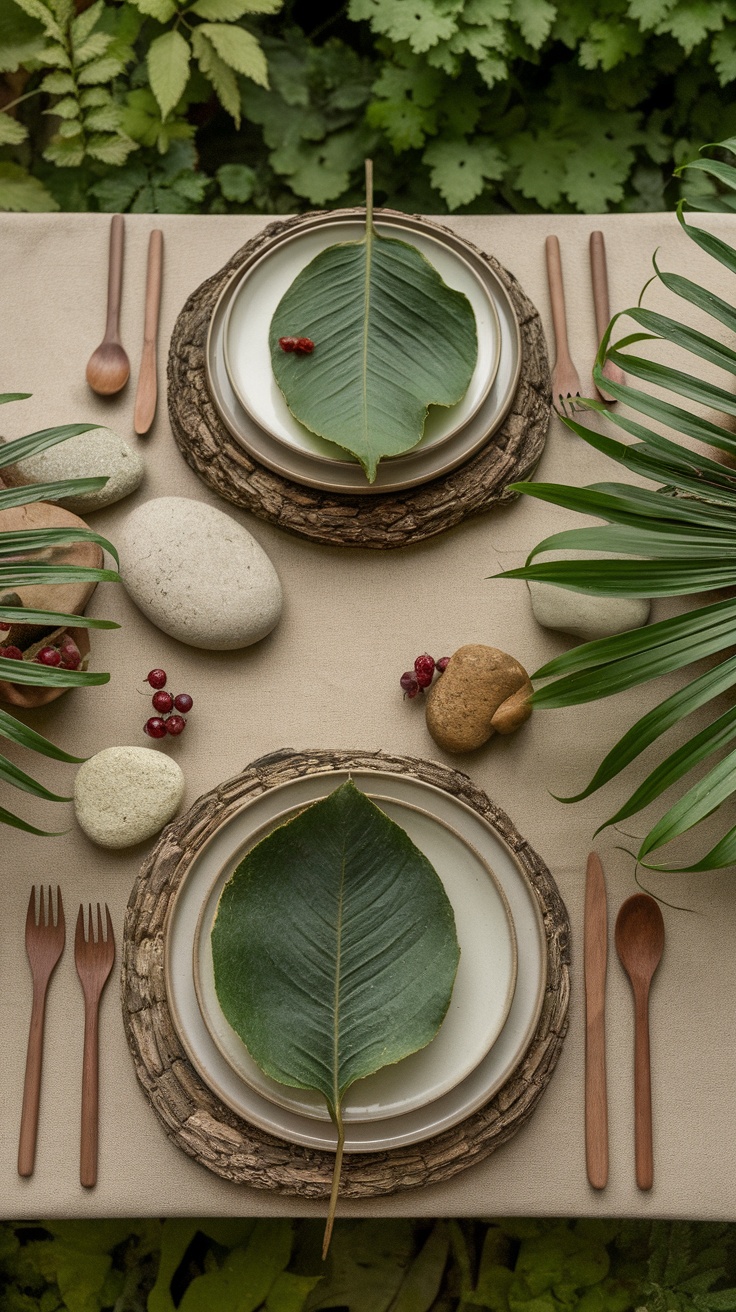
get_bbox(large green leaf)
[211,780,459,1253]
[268,167,477,481]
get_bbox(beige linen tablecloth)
[0,209,733,1221]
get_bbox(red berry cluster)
[143,669,193,739]
[0,636,82,668]
[278,336,315,354]
[400,653,450,699]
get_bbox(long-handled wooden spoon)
[86,214,130,396]
[615,893,665,1190]
[585,852,608,1189]
[589,231,625,403]
[133,229,163,435]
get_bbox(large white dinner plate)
[222,218,501,463]
[205,212,522,495]
[165,769,547,1153]
[193,794,517,1124]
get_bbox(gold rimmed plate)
[164,768,547,1154]
[193,793,517,1125]
[205,211,522,496]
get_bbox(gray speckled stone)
[116,496,282,650]
[74,746,184,848]
[11,427,144,512]
[528,550,651,642]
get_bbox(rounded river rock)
[74,746,185,848]
[117,497,283,649]
[4,426,144,513]
[425,644,533,753]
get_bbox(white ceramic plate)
[205,212,522,495]
[222,218,501,463]
[165,769,547,1153]
[193,794,517,1124]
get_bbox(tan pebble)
[425,644,533,753]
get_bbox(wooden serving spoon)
[615,893,665,1190]
[86,214,130,395]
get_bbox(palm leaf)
[499,142,736,870]
[0,400,117,832]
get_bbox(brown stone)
[425,644,533,753]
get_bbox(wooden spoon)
[615,893,665,1190]
[86,214,130,395]
[584,852,608,1189]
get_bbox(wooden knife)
[134,228,163,436]
[585,851,609,1188]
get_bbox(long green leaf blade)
[0,565,118,586]
[563,419,736,505]
[622,306,736,376]
[0,478,108,511]
[0,423,98,468]
[0,657,109,686]
[503,558,736,597]
[0,607,119,629]
[607,351,736,417]
[643,824,736,872]
[510,480,736,531]
[0,805,65,836]
[653,266,736,337]
[526,524,736,562]
[0,707,85,761]
[638,746,736,857]
[0,394,31,405]
[0,752,70,802]
[0,527,118,563]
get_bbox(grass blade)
[0,707,85,761]
[525,523,736,562]
[510,480,736,531]
[623,306,736,376]
[0,753,70,802]
[0,424,98,469]
[0,607,119,629]
[0,527,118,563]
[643,824,736,872]
[0,479,108,511]
[0,657,109,686]
[503,557,736,597]
[0,565,118,587]
[0,805,65,836]
[638,746,736,856]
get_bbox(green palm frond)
[0,394,119,834]
[499,139,736,871]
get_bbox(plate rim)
[191,789,518,1124]
[162,766,548,1153]
[220,215,502,466]
[204,209,523,496]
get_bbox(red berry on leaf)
[166,714,186,736]
[144,717,167,739]
[152,690,174,714]
[278,337,299,352]
[0,646,23,660]
[146,668,167,689]
[295,337,314,354]
[174,693,193,713]
[37,646,61,666]
[436,656,451,673]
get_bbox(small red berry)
[413,653,435,688]
[146,669,167,689]
[0,646,23,660]
[173,693,193,713]
[37,646,61,666]
[278,336,299,352]
[152,690,174,714]
[436,656,451,673]
[295,337,315,353]
[0,623,10,632]
[400,671,419,698]
[165,714,186,736]
[144,717,167,739]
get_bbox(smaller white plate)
[193,795,517,1124]
[222,219,501,464]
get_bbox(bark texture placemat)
[122,747,570,1198]
[167,212,551,549]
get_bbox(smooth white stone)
[74,746,184,848]
[117,496,282,650]
[528,550,651,642]
[12,426,144,511]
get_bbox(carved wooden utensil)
[134,229,164,435]
[585,852,608,1189]
[75,904,115,1187]
[615,893,665,1190]
[589,231,625,402]
[18,886,65,1177]
[545,234,584,416]
[86,214,130,395]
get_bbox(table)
[0,209,734,1221]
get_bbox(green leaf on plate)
[268,162,477,482]
[211,780,459,1255]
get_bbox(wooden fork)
[75,904,115,1187]
[18,885,65,1177]
[545,235,585,416]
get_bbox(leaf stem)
[323,1105,344,1260]
[365,157,373,231]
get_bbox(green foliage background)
[1,0,736,214]
[4,1216,736,1312]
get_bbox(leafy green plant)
[211,781,459,1254]
[269,163,477,479]
[0,394,118,835]
[500,137,736,873]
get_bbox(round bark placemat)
[168,212,551,549]
[122,748,569,1199]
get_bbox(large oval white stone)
[528,549,650,642]
[9,426,144,512]
[116,497,282,649]
[74,746,184,848]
